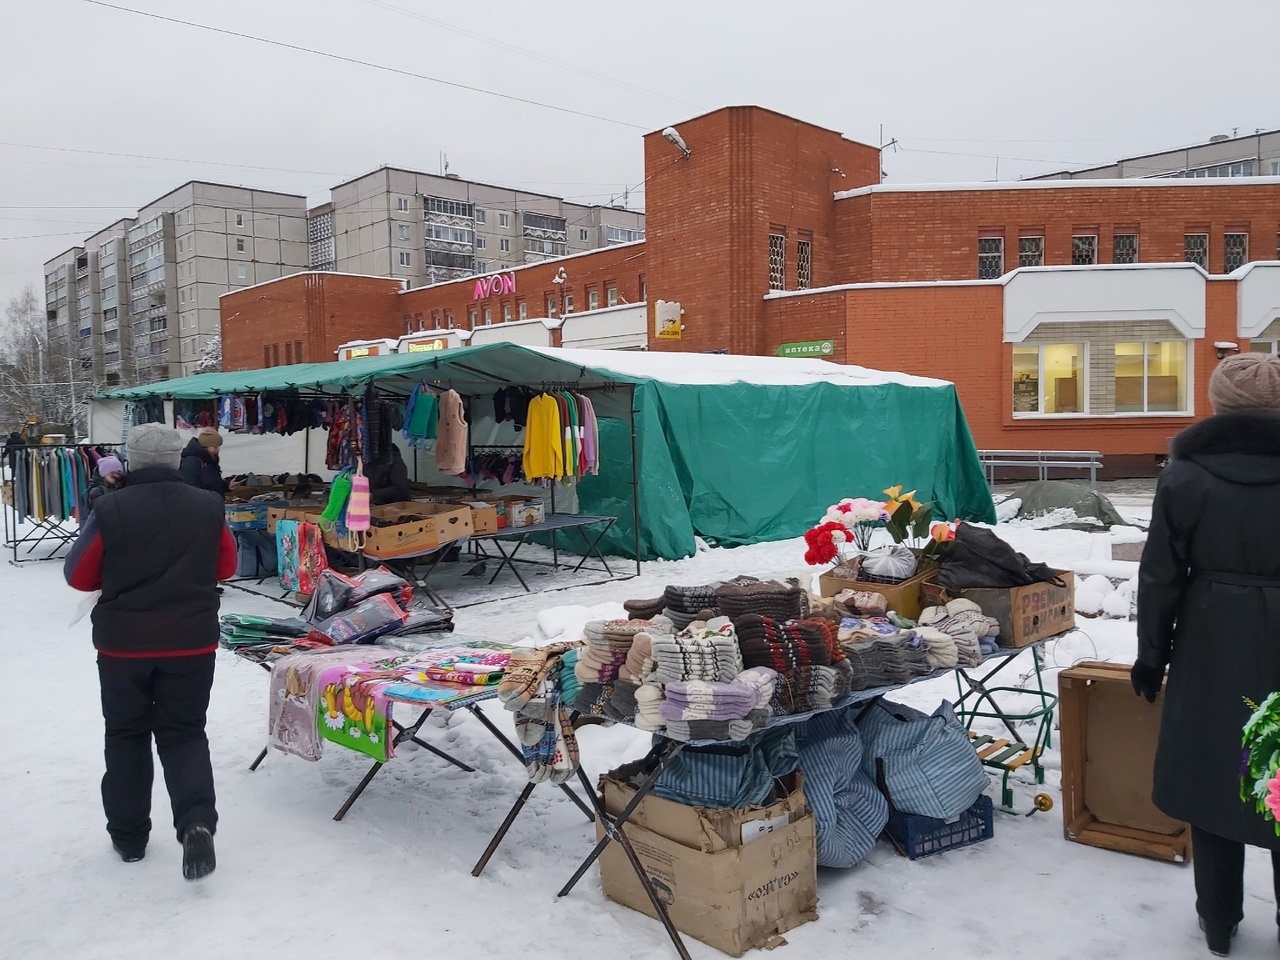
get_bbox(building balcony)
[523,226,568,243]
[425,237,475,254]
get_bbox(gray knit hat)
[1209,354,1280,414]
[126,423,184,470]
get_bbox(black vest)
[91,466,226,654]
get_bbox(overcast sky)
[4,0,1277,313]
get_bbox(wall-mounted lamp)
[1215,340,1240,360]
[662,126,691,159]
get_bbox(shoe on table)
[1198,917,1238,957]
[112,841,145,863]
[181,824,216,881]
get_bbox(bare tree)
[0,283,99,438]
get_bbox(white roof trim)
[218,271,408,299]
[836,175,1280,200]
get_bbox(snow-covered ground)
[4,502,1278,960]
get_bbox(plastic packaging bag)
[307,594,408,645]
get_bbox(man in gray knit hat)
[65,423,237,880]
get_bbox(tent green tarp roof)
[95,344,996,559]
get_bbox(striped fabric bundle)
[345,473,371,531]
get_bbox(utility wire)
[81,1,649,130]
[0,139,341,178]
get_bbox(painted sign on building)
[654,299,683,340]
[405,338,449,353]
[776,339,835,358]
[474,272,517,299]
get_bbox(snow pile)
[535,601,628,643]
[1005,507,1083,530]
[1103,577,1139,620]
[1075,575,1114,616]
[1075,573,1138,620]
[994,497,1022,523]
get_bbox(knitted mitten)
[318,471,353,528]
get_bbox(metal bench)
[977,449,1103,488]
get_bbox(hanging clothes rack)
[3,443,119,564]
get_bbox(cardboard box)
[363,503,473,559]
[819,566,935,621]
[1059,661,1191,864]
[458,500,499,535]
[266,504,325,534]
[959,570,1076,648]
[596,766,817,957]
[480,496,546,529]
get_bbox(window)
[272,343,280,367]
[475,209,486,224]
[564,293,574,313]
[1273,162,1280,177]
[796,239,812,289]
[483,308,492,325]
[236,238,246,253]
[285,341,293,365]
[605,226,644,244]
[399,251,412,267]
[1114,342,1189,413]
[500,238,511,253]
[399,225,411,241]
[546,296,557,318]
[264,345,271,367]
[1113,233,1138,264]
[236,265,247,280]
[607,285,618,307]
[426,197,474,218]
[1172,160,1256,178]
[175,212,182,226]
[443,312,452,329]
[499,213,510,228]
[1185,233,1209,268]
[500,303,511,322]
[414,312,424,330]
[235,213,244,227]
[476,236,486,250]
[429,311,439,329]
[177,238,183,253]
[580,228,590,242]
[639,274,647,301]
[978,237,1004,279]
[588,288,600,310]
[1011,343,1086,415]
[476,261,487,272]
[1071,235,1097,265]
[396,197,410,212]
[295,340,303,362]
[468,309,477,327]
[518,300,527,320]
[426,224,474,244]
[1018,236,1044,267]
[179,289,186,304]
[1251,340,1278,355]
[768,233,786,290]
[1225,232,1249,272]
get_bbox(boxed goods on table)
[952,571,1076,648]
[363,503,473,559]
[457,500,499,535]
[266,503,326,534]
[475,495,546,529]
[1058,661,1190,863]
[819,565,934,621]
[596,762,817,957]
[225,499,289,531]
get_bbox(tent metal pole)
[629,383,641,576]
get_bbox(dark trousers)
[1192,825,1280,929]
[97,653,218,851]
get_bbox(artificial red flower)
[803,521,848,566]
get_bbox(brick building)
[222,105,1280,467]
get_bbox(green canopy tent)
[90,343,995,560]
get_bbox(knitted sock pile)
[575,619,666,686]
[619,631,658,683]
[498,641,580,711]
[658,667,776,723]
[624,597,666,620]
[635,683,666,732]
[662,583,722,629]
[837,617,915,646]
[514,659,579,784]
[572,680,617,717]
[917,602,986,667]
[665,709,771,743]
[842,636,917,689]
[607,680,640,722]
[714,579,805,622]
[650,618,744,684]
[736,615,833,675]
[914,626,959,669]
[938,599,1001,658]
[833,589,889,617]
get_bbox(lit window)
[1225,233,1249,272]
[978,237,1003,279]
[396,197,410,212]
[1011,342,1086,415]
[768,233,786,290]
[399,251,412,267]
[1185,233,1209,269]
[1018,236,1043,267]
[499,213,510,228]
[1071,235,1097,265]
[580,228,589,242]
[235,213,244,227]
[500,238,511,253]
[796,239,812,289]
[1115,342,1189,413]
[1113,234,1138,264]
[236,238,246,253]
[399,225,411,241]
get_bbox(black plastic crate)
[886,794,994,860]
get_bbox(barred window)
[1071,235,1097,265]
[1018,236,1043,267]
[1113,234,1138,264]
[977,237,1003,279]
[1185,233,1209,269]
[768,233,786,290]
[796,239,812,289]
[1224,233,1249,272]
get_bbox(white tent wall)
[87,399,126,445]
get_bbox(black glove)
[1130,661,1164,704]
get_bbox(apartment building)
[44,182,308,384]
[1034,129,1280,180]
[309,167,645,286]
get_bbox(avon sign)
[473,271,516,299]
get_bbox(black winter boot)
[112,840,145,863]
[181,824,216,881]
[1198,917,1237,957]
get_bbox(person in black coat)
[4,430,25,471]
[1135,353,1280,956]
[65,424,237,882]
[369,445,410,505]
[180,427,236,495]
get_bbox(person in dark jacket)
[84,455,125,515]
[180,427,236,495]
[369,445,410,505]
[1135,353,1280,956]
[65,423,237,881]
[4,430,24,470]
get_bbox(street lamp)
[552,266,568,318]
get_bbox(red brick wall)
[849,185,1280,282]
[221,273,403,370]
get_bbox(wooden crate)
[1058,661,1191,864]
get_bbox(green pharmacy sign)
[777,339,835,359]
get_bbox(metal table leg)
[486,536,531,591]
[572,519,616,575]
